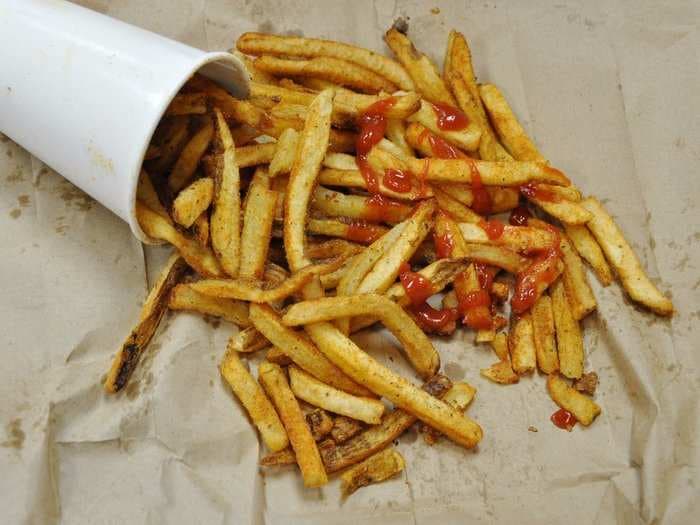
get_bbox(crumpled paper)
[1,1,698,523]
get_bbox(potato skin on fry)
[340,447,405,497]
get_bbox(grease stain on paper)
[1,419,25,449]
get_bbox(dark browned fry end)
[105,338,142,393]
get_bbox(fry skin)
[168,283,250,326]
[340,447,405,497]
[547,373,601,426]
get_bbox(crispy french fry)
[460,242,528,274]
[191,211,210,246]
[258,362,328,487]
[237,32,414,90]
[509,312,536,375]
[458,222,558,253]
[386,118,415,157]
[435,182,519,214]
[289,366,385,424]
[306,218,388,244]
[312,186,412,224]
[254,55,397,94]
[547,373,601,426]
[168,116,214,192]
[266,346,293,366]
[136,202,223,277]
[432,186,482,223]
[318,168,430,201]
[260,448,297,467]
[306,238,364,259]
[190,256,345,303]
[220,349,289,452]
[479,83,546,162]
[305,407,335,441]
[550,279,584,379]
[284,295,440,379]
[211,109,241,277]
[168,283,250,326]
[306,323,483,449]
[563,224,614,286]
[331,416,364,444]
[238,184,277,279]
[531,295,559,374]
[105,254,189,393]
[341,447,405,497]
[165,92,207,116]
[137,170,169,219]
[421,381,477,444]
[408,99,481,151]
[480,360,520,385]
[384,28,455,105]
[490,331,510,362]
[580,197,673,315]
[148,115,191,174]
[233,50,280,84]
[559,233,597,320]
[249,303,371,397]
[522,184,592,225]
[236,142,276,168]
[268,128,299,178]
[171,177,214,228]
[229,325,270,353]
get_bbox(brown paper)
[1,1,698,523]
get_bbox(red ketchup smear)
[417,159,430,198]
[383,168,412,194]
[551,408,577,431]
[433,215,455,259]
[475,263,497,291]
[520,182,559,202]
[467,159,492,215]
[478,218,506,240]
[398,263,457,332]
[356,97,398,194]
[455,271,494,330]
[419,129,466,159]
[509,205,532,226]
[432,102,469,131]
[345,221,386,244]
[364,194,407,223]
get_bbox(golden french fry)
[238,184,277,280]
[191,211,210,246]
[237,32,414,90]
[284,295,440,379]
[168,116,214,192]
[458,222,558,253]
[268,128,299,178]
[210,109,241,277]
[165,92,207,116]
[306,323,483,449]
[233,50,280,84]
[547,373,601,426]
[531,295,559,374]
[432,186,482,223]
[306,218,388,245]
[220,349,289,452]
[265,346,292,366]
[149,115,191,174]
[460,242,529,274]
[136,201,223,277]
[253,55,397,94]
[331,416,364,444]
[312,186,412,224]
[478,83,546,162]
[229,325,270,353]
[559,233,597,320]
[318,168,430,201]
[563,224,614,286]
[304,407,334,441]
[385,118,414,157]
[289,366,385,424]
[435,182,519,214]
[408,99,481,151]
[306,238,364,259]
[249,304,371,397]
[137,170,169,219]
[480,360,519,385]
[581,197,673,316]
[260,448,297,467]
[550,279,584,379]
[258,362,328,487]
[421,381,477,444]
[384,28,455,105]
[490,332,510,362]
[509,312,536,375]
[523,186,592,225]
[171,177,214,228]
[105,254,189,393]
[235,142,276,168]
[341,447,405,497]
[168,283,250,326]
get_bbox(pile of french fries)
[104,26,673,495]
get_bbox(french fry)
[458,222,559,253]
[522,184,592,225]
[408,99,481,151]
[148,115,191,174]
[104,254,189,393]
[211,109,241,277]
[531,295,559,374]
[289,366,385,424]
[238,183,277,279]
[459,242,529,274]
[284,295,440,379]
[269,128,299,178]
[285,89,334,272]
[306,323,483,449]
[318,168,431,201]
[233,50,280,84]
[229,325,270,353]
[168,116,214,192]
[432,186,482,223]
[260,448,297,467]
[235,142,276,168]
[189,256,346,303]
[509,312,536,375]
[306,238,364,259]
[559,233,597,320]
[320,374,452,472]
[305,407,335,441]
[171,177,214,228]
[547,373,601,426]
[191,211,210,246]
[550,279,584,379]
[386,119,414,157]
[340,447,405,497]
[269,101,356,129]
[478,83,546,162]
[266,346,293,366]
[253,55,397,94]
[312,186,413,224]
[237,32,414,90]
[435,182,519,214]
[165,92,207,116]
[563,224,614,286]
[220,349,289,452]
[136,202,223,277]
[168,283,250,326]
[136,170,169,219]
[580,197,673,315]
[490,332,510,361]
[331,416,364,444]
[384,28,455,105]
[249,304,371,397]
[421,381,477,444]
[258,362,328,487]
[306,218,389,244]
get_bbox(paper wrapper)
[1,1,698,523]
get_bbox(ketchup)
[417,159,430,198]
[398,263,457,332]
[474,263,496,291]
[467,159,492,215]
[511,248,561,314]
[432,102,469,131]
[419,129,466,159]
[356,97,398,194]
[551,408,577,431]
[454,271,494,330]
[520,182,559,202]
[509,205,532,226]
[383,168,412,193]
[345,221,385,244]
[412,303,459,332]
[478,218,506,240]
[364,194,407,223]
[399,263,434,306]
[433,214,455,259]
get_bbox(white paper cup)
[0,0,249,242]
